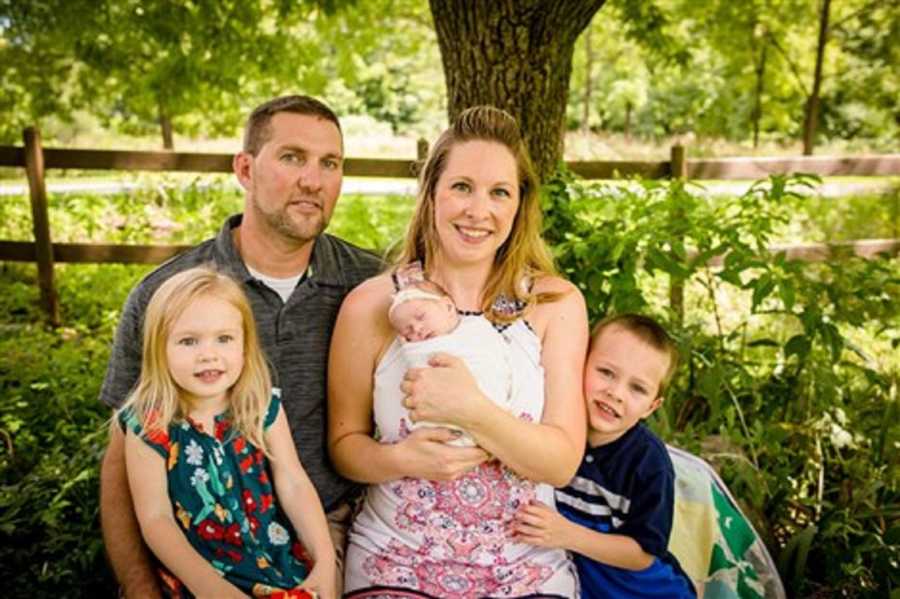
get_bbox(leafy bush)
[0,263,152,597]
[542,171,900,597]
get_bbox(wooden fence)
[1,127,899,324]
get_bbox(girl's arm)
[401,276,588,486]
[328,276,489,484]
[124,431,248,599]
[266,405,336,598]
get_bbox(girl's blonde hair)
[396,105,558,323]
[117,266,273,454]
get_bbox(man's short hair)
[243,95,342,155]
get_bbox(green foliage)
[542,170,900,596]
[569,0,900,149]
[0,264,149,597]
[328,194,415,257]
[3,0,897,151]
[0,0,441,146]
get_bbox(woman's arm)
[267,406,336,598]
[124,431,248,599]
[328,276,488,484]
[402,277,588,486]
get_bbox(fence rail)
[1,129,899,324]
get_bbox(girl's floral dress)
[119,394,314,598]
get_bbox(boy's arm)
[514,502,654,571]
[267,405,337,598]
[124,431,248,599]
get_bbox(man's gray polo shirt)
[100,214,383,510]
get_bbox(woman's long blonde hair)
[117,266,273,454]
[396,105,558,323]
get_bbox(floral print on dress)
[361,459,552,596]
[117,396,312,597]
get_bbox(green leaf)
[784,335,811,360]
[820,322,844,362]
[747,338,779,347]
[751,275,775,311]
[778,279,796,311]
[884,526,900,546]
[777,524,817,590]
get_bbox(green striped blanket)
[667,446,786,599]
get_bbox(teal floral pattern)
[119,394,314,598]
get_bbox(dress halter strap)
[391,261,529,318]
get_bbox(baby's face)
[390,297,458,342]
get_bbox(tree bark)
[624,101,632,139]
[802,0,831,156]
[429,0,607,181]
[752,37,768,149]
[582,21,594,134]
[159,100,174,150]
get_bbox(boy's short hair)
[591,313,679,398]
[243,95,342,155]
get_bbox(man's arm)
[99,281,163,596]
[100,418,162,597]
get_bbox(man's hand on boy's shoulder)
[512,501,572,549]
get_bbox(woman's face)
[432,140,520,268]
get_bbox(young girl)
[116,266,336,599]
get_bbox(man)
[99,95,383,597]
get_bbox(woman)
[328,106,588,598]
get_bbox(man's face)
[237,112,343,244]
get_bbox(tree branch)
[766,31,810,99]
[830,0,882,31]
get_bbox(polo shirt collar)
[213,213,348,288]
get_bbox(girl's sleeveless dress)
[119,394,314,598]
[344,313,577,598]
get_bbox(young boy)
[514,313,696,598]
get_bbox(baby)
[387,280,513,447]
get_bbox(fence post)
[411,137,429,177]
[669,144,687,323]
[23,127,60,326]
[417,138,429,160]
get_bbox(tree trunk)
[752,38,768,149]
[159,101,174,150]
[624,101,632,139]
[582,21,594,134]
[429,0,607,181]
[802,0,831,156]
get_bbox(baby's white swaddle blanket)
[393,315,513,447]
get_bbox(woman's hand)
[401,352,490,429]
[397,427,489,480]
[299,561,337,599]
